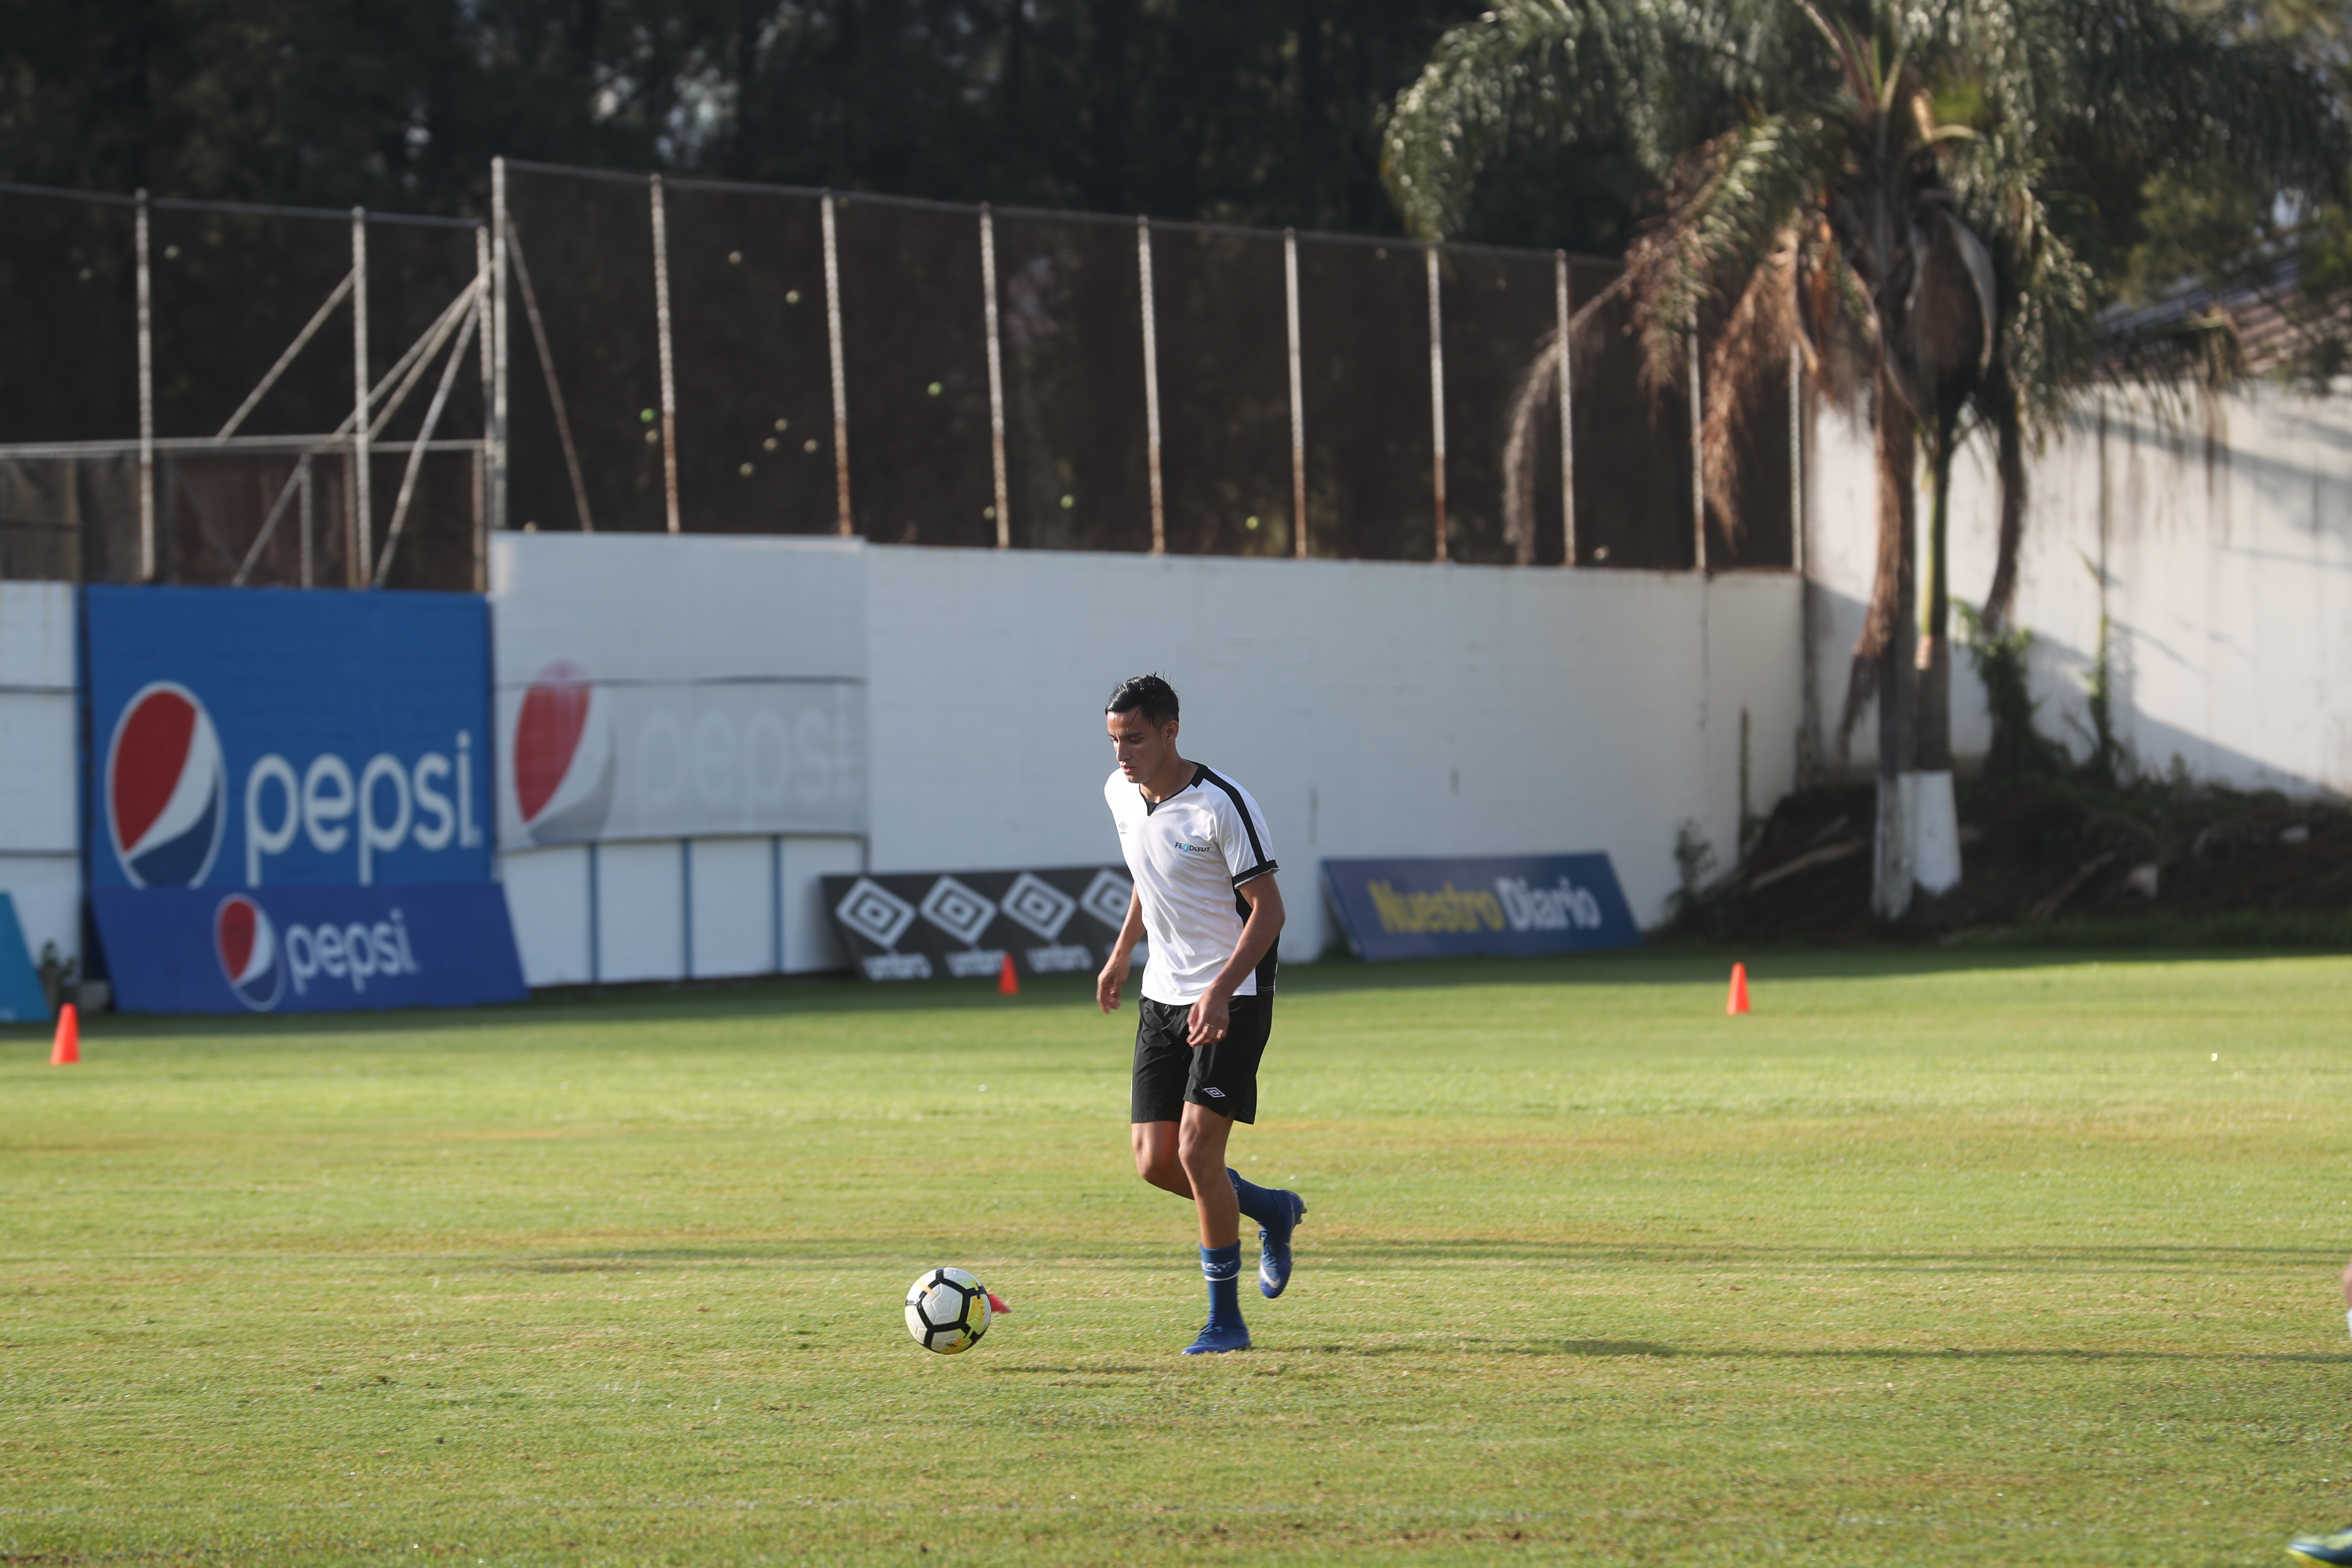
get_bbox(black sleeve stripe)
[1231,859,1278,889]
[1194,764,1269,866]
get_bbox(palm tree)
[1383,0,2344,916]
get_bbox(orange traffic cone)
[1725,963,1750,1017]
[998,953,1020,996]
[50,1002,79,1064]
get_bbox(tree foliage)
[0,0,1654,249]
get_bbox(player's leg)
[1191,992,1306,1298]
[1131,1120,1189,1198]
[2280,1254,2352,1561]
[1130,1000,1195,1200]
[1176,1101,1250,1354]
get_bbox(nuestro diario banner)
[1320,853,1641,962]
[822,866,1137,982]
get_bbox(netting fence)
[0,160,1802,589]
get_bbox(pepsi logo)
[214,893,282,1011]
[512,660,612,844]
[107,682,227,888]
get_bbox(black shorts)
[1130,992,1271,1126]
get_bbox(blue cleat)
[2289,1527,2352,1565]
[1181,1320,1251,1355]
[1258,1190,1306,1298]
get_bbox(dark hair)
[1106,673,1179,729]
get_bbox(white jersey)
[1105,763,1280,1005]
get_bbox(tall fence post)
[1137,217,1165,555]
[1285,228,1307,560]
[135,190,155,582]
[650,174,681,535]
[489,157,508,540]
[1425,245,1447,564]
[473,221,493,588]
[490,158,510,538]
[980,204,1010,549]
[351,207,371,586]
[821,193,853,536]
[1556,251,1575,566]
[1688,318,1706,574]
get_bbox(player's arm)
[1188,873,1284,1046]
[1096,889,1146,1013]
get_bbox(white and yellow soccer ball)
[904,1267,993,1354]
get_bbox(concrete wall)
[0,582,78,971]
[1807,382,2352,796]
[864,547,1803,962]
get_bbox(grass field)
[5,949,2352,1566]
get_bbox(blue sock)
[1200,1243,1243,1327]
[1227,1168,1284,1226]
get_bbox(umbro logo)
[1202,1087,1225,1098]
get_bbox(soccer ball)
[904,1267,993,1354]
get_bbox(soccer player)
[1096,674,1305,1355]
[2281,1261,2352,1563]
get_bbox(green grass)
[6,949,2352,1565]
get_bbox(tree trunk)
[1914,440,1953,772]
[1871,371,1918,921]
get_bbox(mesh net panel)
[504,168,664,534]
[834,199,995,547]
[1570,262,1693,570]
[992,213,1150,552]
[1295,237,1434,562]
[1441,247,1566,567]
[0,192,138,443]
[1151,225,1294,558]
[665,182,837,535]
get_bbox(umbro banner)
[90,884,527,1015]
[1320,853,1641,962]
[821,867,1136,982]
[83,585,494,892]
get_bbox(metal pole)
[1425,245,1447,564]
[821,193,853,536]
[650,175,681,534]
[1137,217,1165,555]
[1285,228,1307,560]
[135,190,155,581]
[1556,251,1575,566]
[490,158,510,535]
[475,220,493,585]
[298,455,314,588]
[351,208,372,586]
[1689,318,1706,574]
[980,205,1010,549]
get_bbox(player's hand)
[1187,988,1232,1047]
[1096,951,1130,1014]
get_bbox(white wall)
[1809,382,2352,796]
[0,583,78,971]
[862,546,1802,954]
[488,533,1805,980]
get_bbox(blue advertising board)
[84,586,493,891]
[0,893,50,1023]
[1321,854,1642,962]
[83,585,518,1014]
[91,885,526,1015]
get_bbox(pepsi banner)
[85,586,493,891]
[822,867,1136,982]
[1320,854,1642,962]
[490,533,867,848]
[90,884,526,1014]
